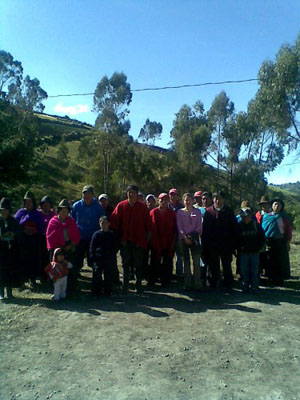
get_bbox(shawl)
[15,208,45,234]
[46,215,80,250]
[262,212,282,238]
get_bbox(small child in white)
[45,248,72,300]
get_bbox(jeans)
[178,240,201,289]
[175,244,183,276]
[240,252,259,292]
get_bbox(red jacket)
[46,216,80,250]
[110,200,152,249]
[150,207,177,258]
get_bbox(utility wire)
[48,78,258,98]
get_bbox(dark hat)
[82,185,94,194]
[259,195,270,205]
[53,247,65,260]
[40,196,52,205]
[126,184,139,193]
[271,198,285,210]
[0,197,11,210]
[57,199,70,210]
[240,207,252,217]
[24,191,35,200]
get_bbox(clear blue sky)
[1,0,299,184]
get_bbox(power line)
[48,78,258,98]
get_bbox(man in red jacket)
[110,185,152,294]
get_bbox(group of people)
[0,184,293,301]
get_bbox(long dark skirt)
[20,234,42,281]
[0,241,23,287]
[266,237,290,281]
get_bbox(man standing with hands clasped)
[71,185,104,285]
[110,185,152,295]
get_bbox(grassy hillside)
[34,112,93,145]
[23,112,300,230]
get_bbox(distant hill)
[34,111,93,145]
[271,182,300,196]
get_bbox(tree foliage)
[93,72,132,135]
[170,101,211,188]
[253,33,300,150]
[139,118,162,145]
[0,100,41,193]
[0,50,48,112]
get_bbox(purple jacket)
[15,208,45,235]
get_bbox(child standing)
[237,207,265,294]
[90,216,118,297]
[44,248,72,300]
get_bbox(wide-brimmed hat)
[0,197,11,211]
[259,195,270,205]
[40,196,52,206]
[23,191,35,200]
[271,198,285,210]
[241,200,250,208]
[57,199,70,211]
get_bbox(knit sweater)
[110,200,152,249]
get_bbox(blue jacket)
[71,199,104,240]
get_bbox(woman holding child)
[262,198,292,284]
[46,199,80,260]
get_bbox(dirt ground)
[1,238,300,400]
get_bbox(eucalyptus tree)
[208,91,235,182]
[253,33,300,151]
[0,50,47,112]
[138,118,163,145]
[170,100,211,188]
[93,72,132,136]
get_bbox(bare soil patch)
[1,239,300,400]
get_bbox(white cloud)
[53,102,89,116]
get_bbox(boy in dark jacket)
[237,207,265,293]
[90,216,118,297]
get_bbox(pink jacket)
[46,216,80,250]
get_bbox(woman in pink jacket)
[46,199,80,262]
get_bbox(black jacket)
[202,205,238,253]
